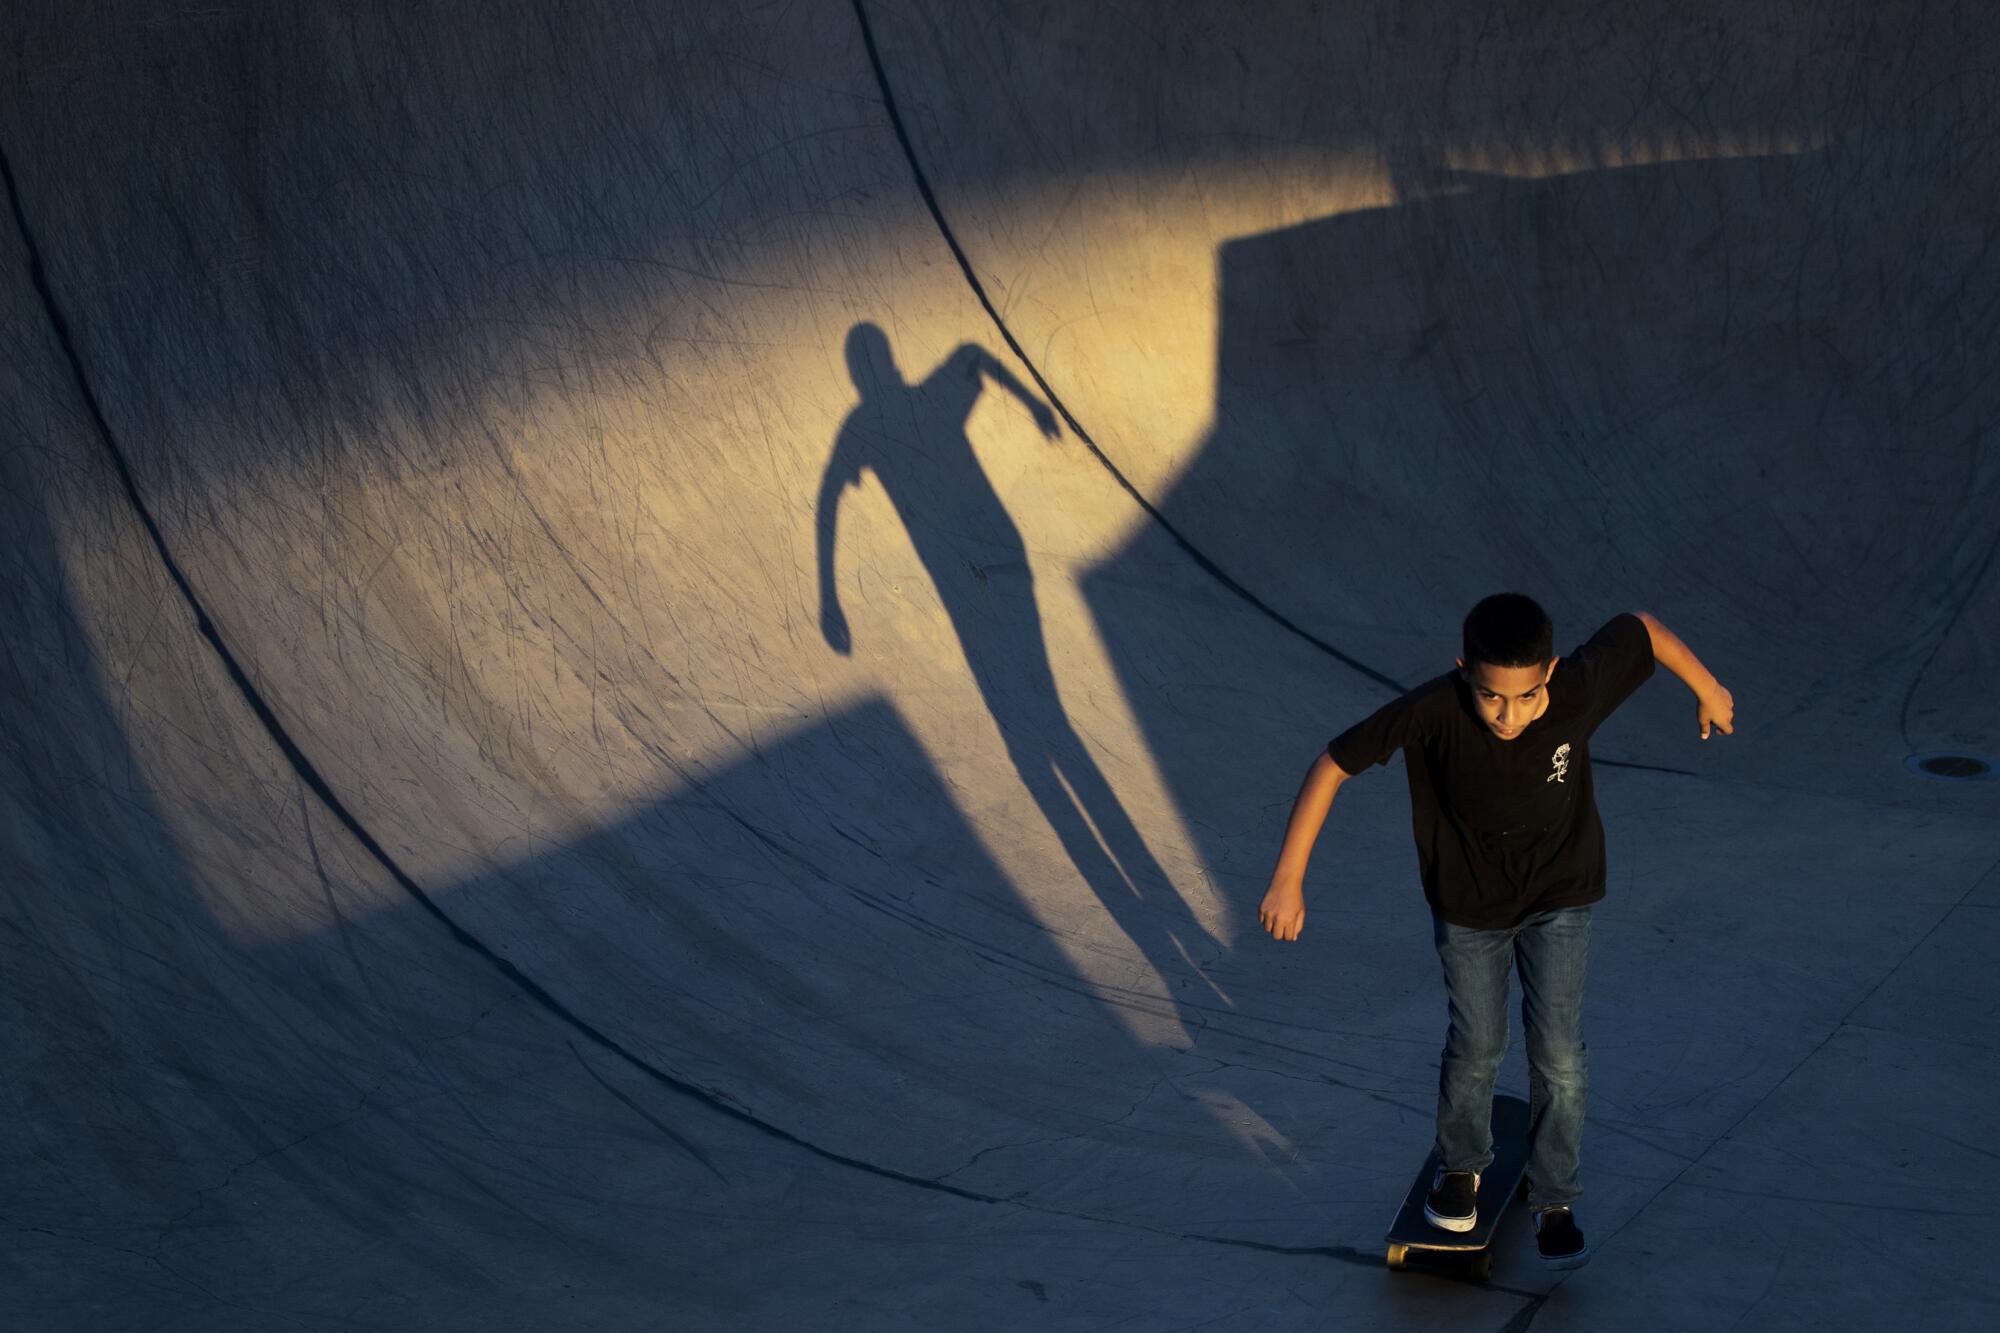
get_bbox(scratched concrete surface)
[2,2,1996,1329]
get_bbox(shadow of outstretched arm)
[816,424,863,655]
[962,346,1060,439]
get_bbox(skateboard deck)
[1384,1093,1530,1280]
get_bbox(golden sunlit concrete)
[3,3,1996,1329]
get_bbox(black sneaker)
[1534,1206,1590,1269]
[1423,1168,1480,1232]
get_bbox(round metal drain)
[1904,752,1996,782]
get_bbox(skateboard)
[1383,1093,1530,1280]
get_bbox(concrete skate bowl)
[3,3,1997,1329]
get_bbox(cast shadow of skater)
[817,323,1225,1014]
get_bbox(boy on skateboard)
[1258,596,1733,1269]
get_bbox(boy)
[1258,595,1733,1269]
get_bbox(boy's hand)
[1259,879,1306,942]
[1698,684,1735,740]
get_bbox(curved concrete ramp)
[3,3,1996,1328]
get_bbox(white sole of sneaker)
[1423,1171,1481,1232]
[1423,1206,1478,1233]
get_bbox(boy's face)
[1457,658,1558,741]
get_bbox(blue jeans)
[1431,905,1591,1209]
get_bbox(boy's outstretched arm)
[1635,611,1735,740]
[1259,751,1349,942]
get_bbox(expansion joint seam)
[848,1,1696,785]
[0,141,1007,1216]
[847,0,1402,695]
[0,136,1364,1250]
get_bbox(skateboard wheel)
[1385,1243,1409,1271]
[1469,1251,1493,1281]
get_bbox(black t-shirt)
[1326,614,1656,929]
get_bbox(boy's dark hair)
[1462,593,1554,669]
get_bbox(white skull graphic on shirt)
[1547,742,1572,784]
